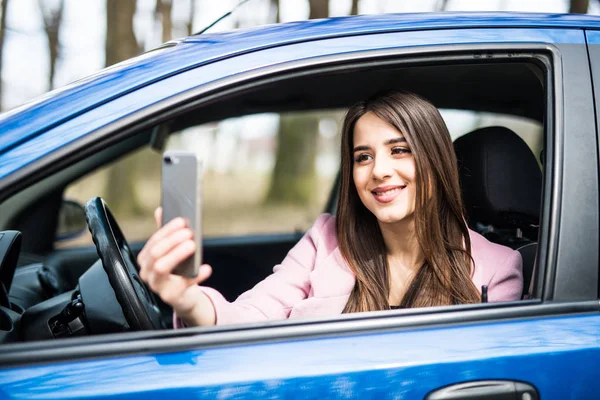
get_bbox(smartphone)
[161,151,202,277]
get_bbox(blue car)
[0,11,598,399]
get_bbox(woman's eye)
[354,154,372,163]
[391,147,411,155]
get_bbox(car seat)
[453,126,542,298]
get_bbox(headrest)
[453,126,542,229]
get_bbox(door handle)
[425,380,539,400]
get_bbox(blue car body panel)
[584,28,600,44]
[1,314,599,399]
[0,27,584,179]
[0,13,598,399]
[0,12,597,157]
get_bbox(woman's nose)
[371,155,393,180]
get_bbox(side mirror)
[56,200,87,241]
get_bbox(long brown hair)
[338,91,480,312]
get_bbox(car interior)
[0,56,546,343]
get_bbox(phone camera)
[164,156,173,164]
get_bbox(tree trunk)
[104,0,145,216]
[437,0,449,11]
[308,0,328,19]
[186,0,195,36]
[350,0,358,15]
[270,0,279,23]
[38,0,64,91]
[265,0,329,206]
[569,0,589,13]
[155,0,173,43]
[0,0,9,111]
[265,115,319,205]
[105,0,139,67]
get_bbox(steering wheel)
[84,197,163,330]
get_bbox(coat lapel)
[289,248,355,319]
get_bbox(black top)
[390,305,402,309]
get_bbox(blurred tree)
[266,115,320,205]
[0,0,8,111]
[105,0,139,66]
[308,0,328,19]
[186,0,196,36]
[265,0,328,207]
[350,0,359,15]
[104,0,147,216]
[38,0,64,91]
[570,0,589,13]
[155,0,173,43]
[270,0,280,23]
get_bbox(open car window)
[56,108,542,250]
[3,44,563,348]
[57,110,344,248]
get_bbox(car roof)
[0,11,597,155]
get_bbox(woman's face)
[352,112,417,225]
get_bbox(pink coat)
[176,213,523,327]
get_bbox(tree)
[186,0,196,36]
[104,0,146,216]
[436,0,449,11]
[38,0,64,91]
[155,0,173,43]
[270,0,280,23]
[308,0,328,19]
[105,0,139,66]
[0,0,9,110]
[350,0,359,15]
[265,115,320,205]
[265,0,328,207]
[569,0,589,13]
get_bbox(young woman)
[138,91,523,327]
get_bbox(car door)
[1,22,599,399]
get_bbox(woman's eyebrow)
[353,137,407,152]
[353,145,370,152]
[385,137,407,145]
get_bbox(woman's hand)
[138,207,216,326]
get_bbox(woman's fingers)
[139,227,193,280]
[146,263,213,308]
[138,217,187,267]
[148,217,187,248]
[154,239,196,275]
[194,264,212,284]
[149,228,193,262]
[154,207,162,228]
[136,208,210,310]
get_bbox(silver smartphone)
[161,151,202,277]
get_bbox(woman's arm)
[174,214,334,327]
[487,250,524,302]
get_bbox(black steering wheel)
[84,197,163,330]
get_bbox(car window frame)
[580,29,600,300]
[1,33,598,366]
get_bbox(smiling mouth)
[371,186,406,203]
